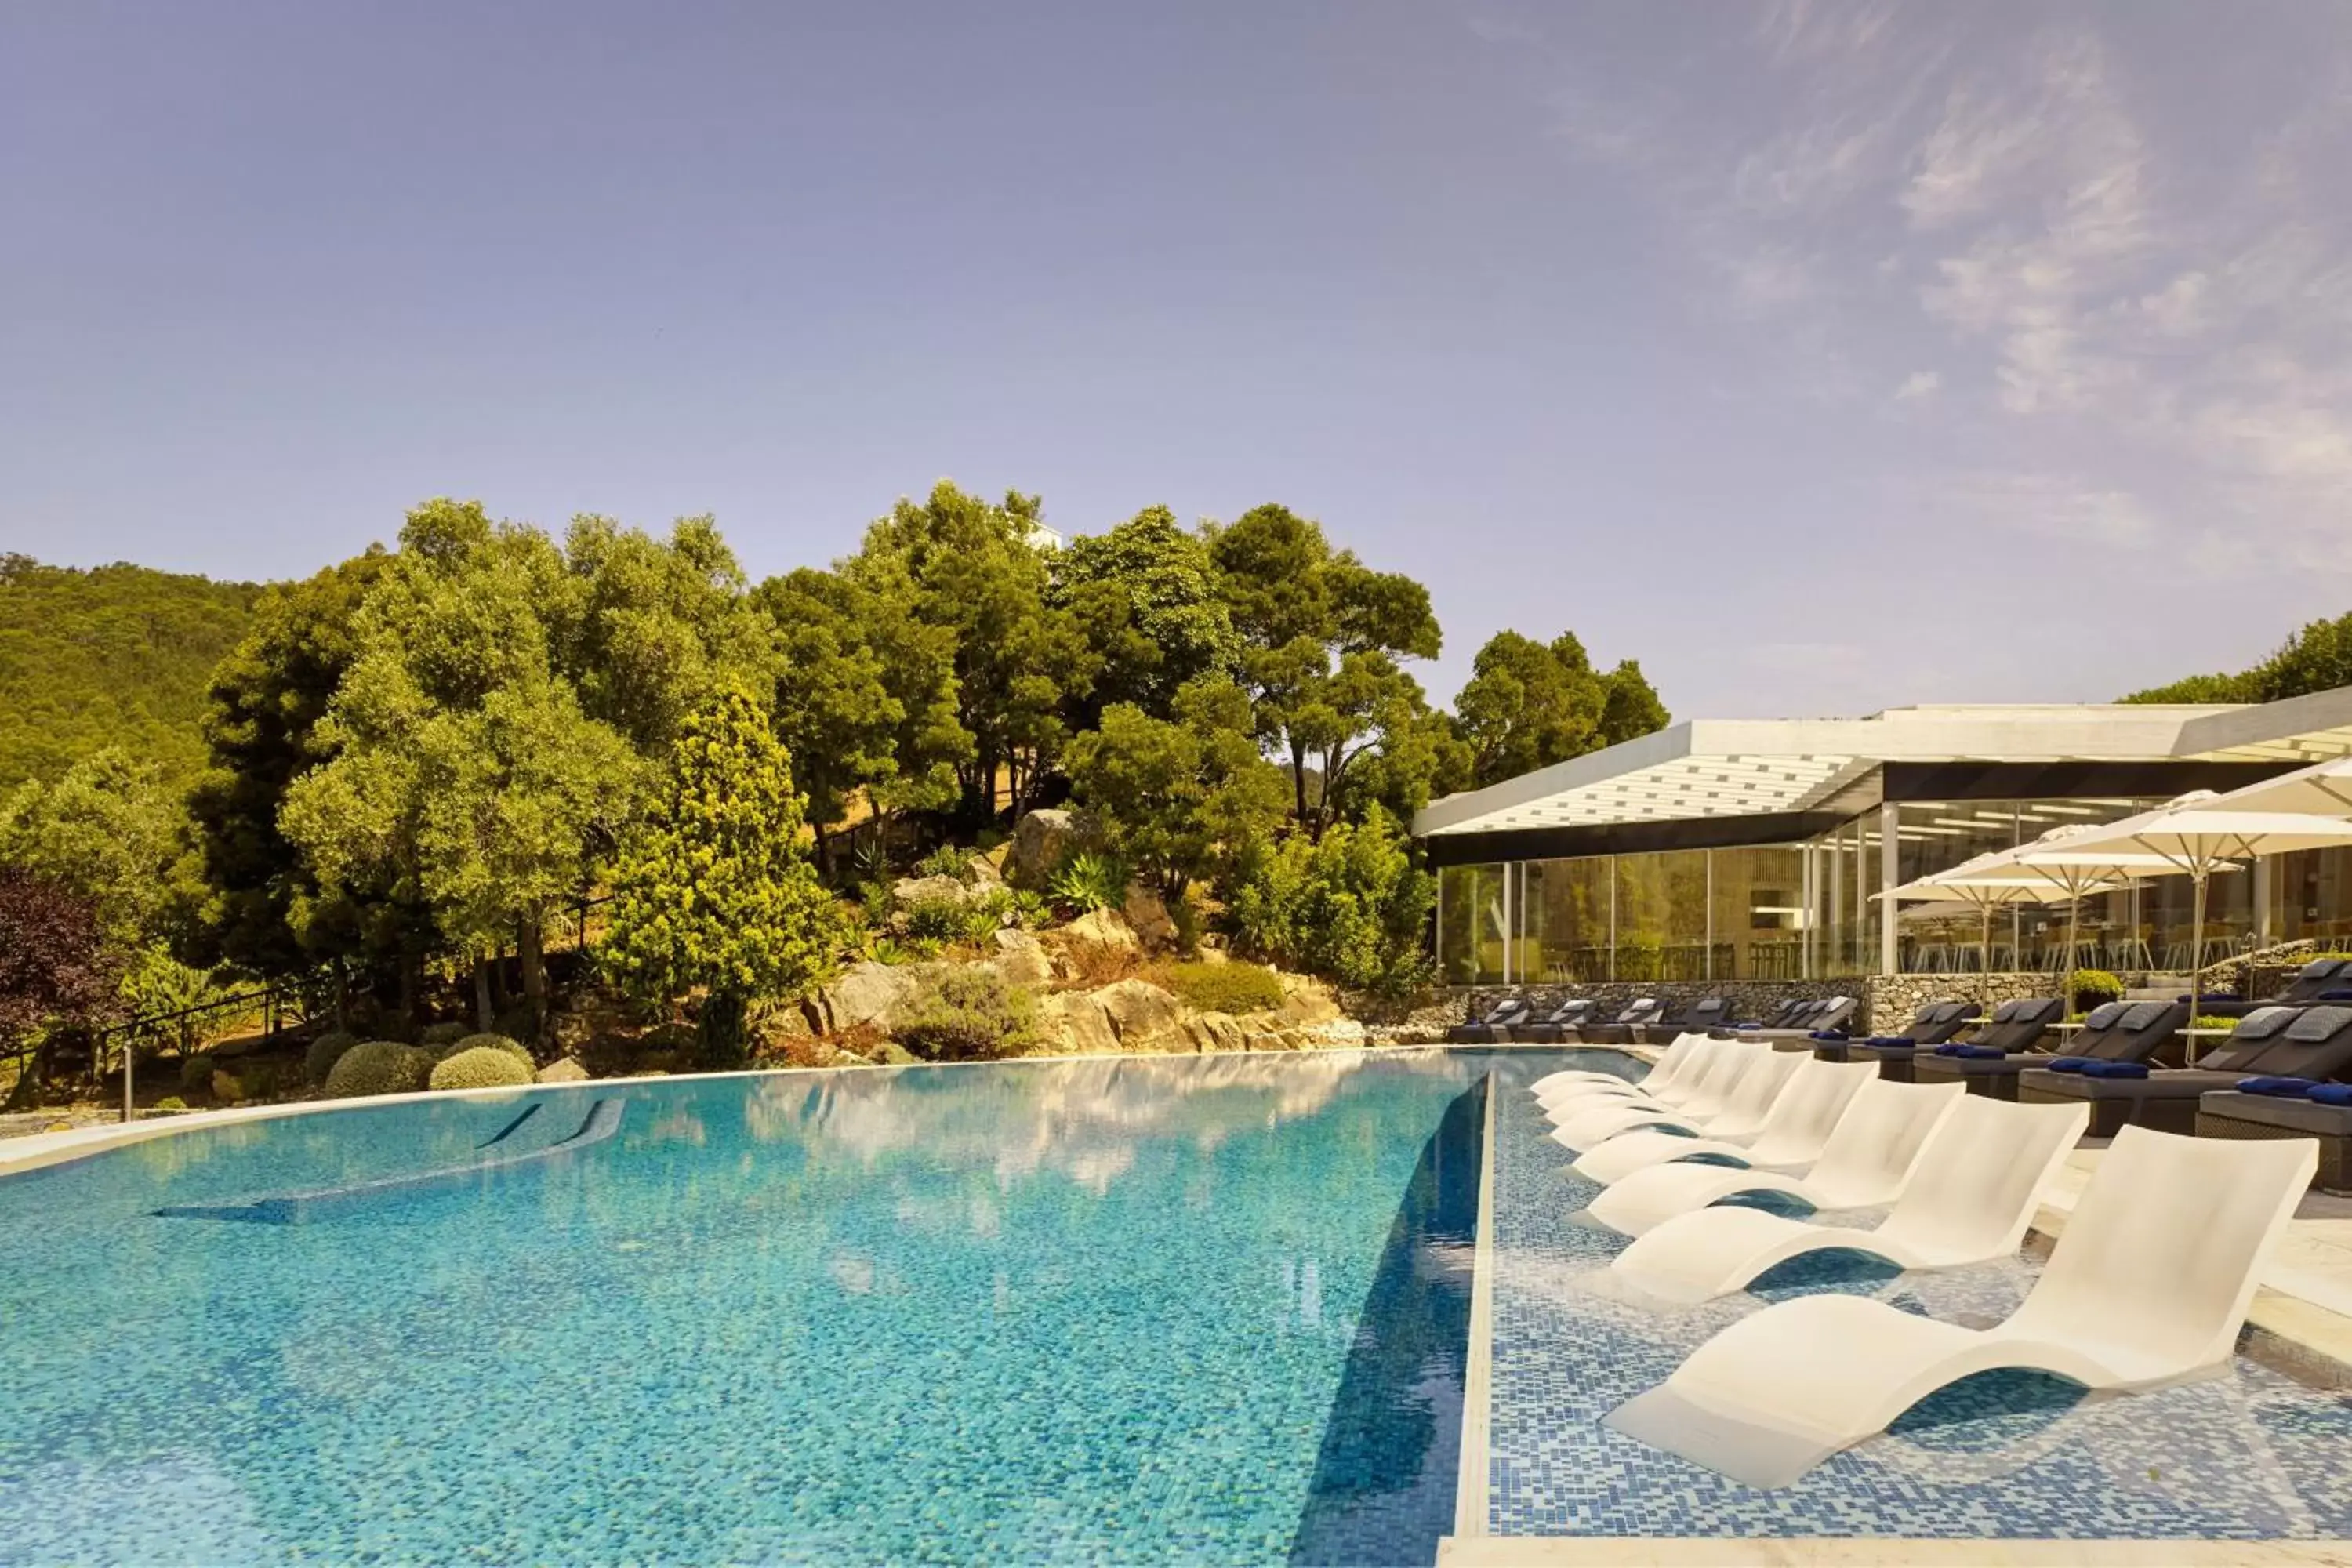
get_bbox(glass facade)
[1435,796,2343,983]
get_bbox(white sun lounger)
[1531,1032,1708,1098]
[1581,1078,1966,1237]
[1571,1058,1877,1185]
[1557,1045,1806,1158]
[1547,1041,1775,1152]
[1604,1094,2089,1304]
[1546,1036,1760,1124]
[1606,1123,2318,1487]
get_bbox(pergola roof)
[1412,689,2352,840]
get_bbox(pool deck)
[1439,1045,2352,1568]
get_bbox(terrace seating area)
[1525,1023,2324,1488]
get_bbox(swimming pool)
[0,1051,1493,1566]
[10,1045,2351,1564]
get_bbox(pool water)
[0,1051,1491,1566]
[1479,1051,2352,1543]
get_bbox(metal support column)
[1879,802,1900,977]
[1704,850,1715,981]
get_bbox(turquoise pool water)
[0,1052,1489,1565]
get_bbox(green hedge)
[1160,960,1285,1015]
[419,1022,471,1048]
[895,969,1037,1062]
[304,1031,361,1086]
[446,1032,532,1068]
[323,1041,434,1098]
[429,1046,535,1091]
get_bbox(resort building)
[1414,687,2352,987]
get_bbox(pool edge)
[1453,1065,1500,1544]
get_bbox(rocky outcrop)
[1036,989,1120,1054]
[1121,884,1178,949]
[989,928,1054,986]
[1058,908,1138,951]
[1009,808,1082,887]
[536,1057,591,1083]
[815,961,929,1033]
[1091,978,1190,1052]
[891,873,972,908]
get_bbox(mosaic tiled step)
[154,1096,623,1224]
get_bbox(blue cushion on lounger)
[2079,1061,2149,1079]
[2321,990,2352,1002]
[1949,1044,2008,1059]
[2044,1057,2098,1073]
[1863,1035,1915,1047]
[2308,1083,2352,1107]
[2237,1076,2321,1097]
[1933,1043,1966,1056]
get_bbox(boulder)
[989,928,1054,987]
[1122,884,1178,949]
[966,851,1004,888]
[1036,991,1120,1054]
[1092,978,1189,1052]
[1274,974,1344,1029]
[1062,907,1139,950]
[536,1057,591,1083]
[891,873,971,908]
[819,961,926,1033]
[1009,808,1081,887]
[1185,1011,1247,1054]
[869,1040,921,1066]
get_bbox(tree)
[0,748,188,949]
[601,684,840,1064]
[750,565,960,867]
[0,554,263,793]
[1053,506,1240,726]
[1228,807,1436,999]
[1207,503,1441,837]
[1063,676,1289,903]
[845,481,1091,823]
[184,550,399,984]
[2124,609,2352,705]
[1454,630,1670,788]
[0,866,121,1106]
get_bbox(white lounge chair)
[1535,1035,1717,1112]
[1572,1058,1876,1185]
[1544,1036,1755,1121]
[1557,1046,1805,1157]
[1581,1078,1965,1238]
[1548,1041,1773,1152]
[1606,1124,2318,1487]
[1531,1032,1708,1097]
[1604,1094,2089,1303]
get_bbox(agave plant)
[1048,851,1127,916]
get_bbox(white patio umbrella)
[2200,753,2352,818]
[1876,848,2140,1002]
[2020,792,2352,1019]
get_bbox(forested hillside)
[0,554,263,790]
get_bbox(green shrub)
[913,843,974,880]
[419,1022,471,1048]
[179,1051,217,1094]
[304,1031,361,1085]
[1008,888,1052,930]
[152,1096,187,1112]
[2067,968,2124,1011]
[324,1041,434,1098]
[2192,1014,2240,1034]
[1229,808,1435,1000]
[893,968,1037,1062]
[1160,960,1284,1015]
[902,896,974,944]
[452,1032,533,1069]
[429,1045,535,1091]
[1048,851,1127,916]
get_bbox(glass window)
[1615,851,1709,982]
[1710,845,1806,981]
[1437,863,1504,985]
[1522,857,1610,984]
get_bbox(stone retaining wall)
[1450,971,2060,1034]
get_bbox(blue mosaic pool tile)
[1482,1050,2352,1542]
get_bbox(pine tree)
[601,683,839,1064]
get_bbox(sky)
[5,1,2351,719]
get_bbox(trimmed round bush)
[429,1045,534,1091]
[179,1052,217,1094]
[323,1040,434,1099]
[304,1031,361,1085]
[419,1022,471,1048]
[456,1033,534,1069]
